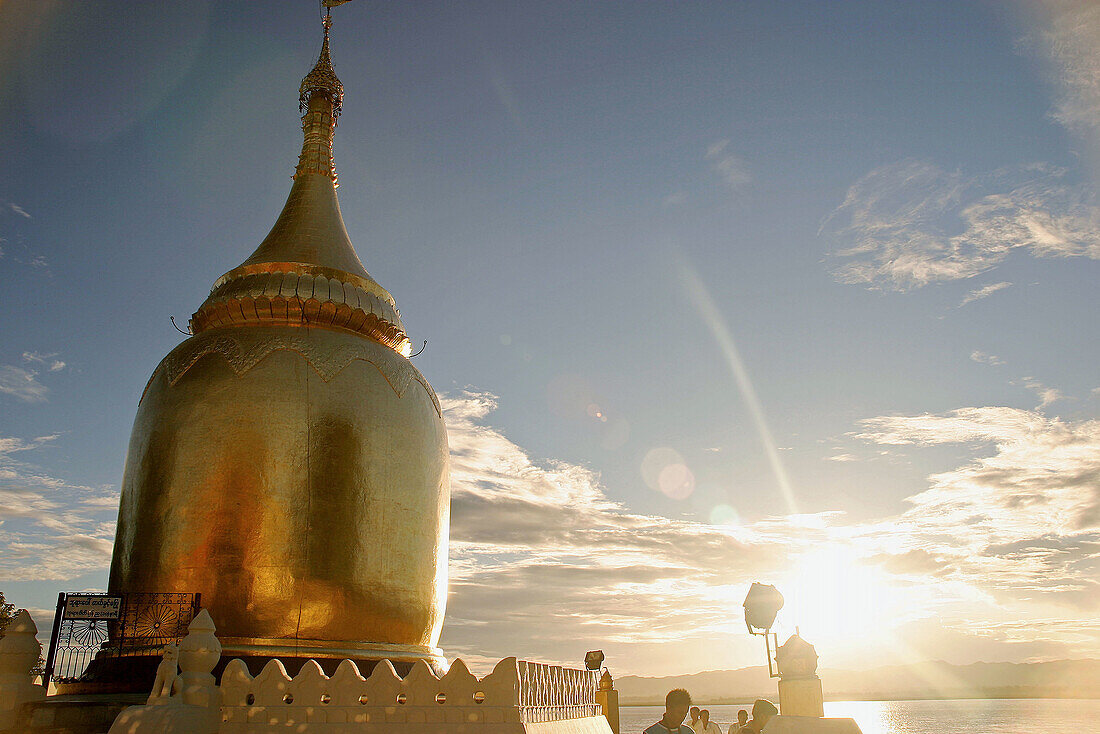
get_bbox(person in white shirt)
[696,709,722,734]
[727,709,749,734]
[643,689,695,734]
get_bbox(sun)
[781,544,912,653]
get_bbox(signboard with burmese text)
[64,594,123,620]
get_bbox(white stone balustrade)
[219,655,601,730]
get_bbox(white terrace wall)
[108,610,612,734]
[218,656,601,732]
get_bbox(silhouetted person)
[689,706,701,732]
[728,709,749,734]
[740,699,778,733]
[697,708,722,734]
[644,688,695,734]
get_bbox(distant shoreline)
[613,658,1100,706]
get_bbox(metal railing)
[42,591,200,688]
[517,659,601,722]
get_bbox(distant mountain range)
[614,659,1100,704]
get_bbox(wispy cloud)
[856,406,1100,611]
[21,351,65,373]
[959,281,1012,306]
[0,198,50,272]
[970,350,1005,366]
[0,435,118,582]
[1022,377,1065,408]
[821,161,1100,290]
[706,139,751,190]
[1030,1,1100,150]
[0,366,49,402]
[0,352,66,402]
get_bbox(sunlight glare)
[784,544,909,652]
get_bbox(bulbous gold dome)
[107,18,449,671]
[111,326,448,662]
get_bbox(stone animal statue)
[147,642,178,703]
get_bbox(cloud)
[0,434,117,582]
[833,405,1100,667]
[959,281,1012,306]
[0,365,48,402]
[441,392,798,668]
[444,394,1100,670]
[856,407,1100,610]
[824,453,857,462]
[1030,1,1100,149]
[970,351,1005,366]
[0,202,47,270]
[4,393,1097,672]
[0,435,58,455]
[21,351,65,372]
[0,352,67,402]
[821,161,1100,290]
[1022,377,1065,408]
[706,139,751,189]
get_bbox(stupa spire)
[190,1,411,355]
[301,13,343,119]
[296,13,342,183]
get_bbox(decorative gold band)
[191,262,409,355]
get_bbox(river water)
[619,699,1100,733]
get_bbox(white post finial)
[0,609,46,729]
[177,608,221,730]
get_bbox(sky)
[0,0,1098,678]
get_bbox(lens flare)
[641,447,682,490]
[678,261,798,514]
[658,462,695,499]
[709,503,741,526]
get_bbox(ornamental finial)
[299,2,347,118]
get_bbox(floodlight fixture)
[743,582,784,678]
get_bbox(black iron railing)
[42,591,200,688]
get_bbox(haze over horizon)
[0,1,1098,678]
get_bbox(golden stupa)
[106,13,449,676]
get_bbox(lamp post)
[586,650,619,734]
[742,583,784,678]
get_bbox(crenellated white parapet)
[219,655,602,730]
[108,608,611,733]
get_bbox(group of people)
[644,689,779,734]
